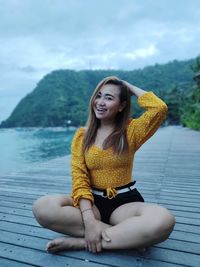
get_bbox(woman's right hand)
[79,199,111,253]
[84,218,103,253]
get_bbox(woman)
[32,76,175,254]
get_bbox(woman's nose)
[97,98,105,106]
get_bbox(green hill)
[181,57,200,130]
[0,58,197,128]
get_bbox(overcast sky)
[0,0,200,123]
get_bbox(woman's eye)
[106,97,112,100]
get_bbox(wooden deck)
[0,125,200,267]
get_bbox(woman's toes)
[46,240,60,253]
[46,237,71,253]
[45,237,85,253]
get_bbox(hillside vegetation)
[1,57,199,129]
[181,57,200,130]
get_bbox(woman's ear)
[119,101,126,112]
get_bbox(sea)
[0,127,76,174]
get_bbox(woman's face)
[93,84,124,123]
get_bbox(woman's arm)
[70,128,94,207]
[122,81,168,151]
[71,129,106,253]
[79,198,104,253]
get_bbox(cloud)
[0,0,200,122]
[125,45,158,60]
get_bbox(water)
[0,127,76,174]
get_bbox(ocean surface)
[0,127,76,174]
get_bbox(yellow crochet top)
[70,92,168,207]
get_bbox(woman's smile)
[95,107,107,113]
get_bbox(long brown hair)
[84,76,131,154]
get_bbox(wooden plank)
[0,258,36,267]
[0,212,38,226]
[1,220,197,256]
[145,246,200,267]
[169,210,200,220]
[0,243,107,267]
[0,201,32,210]
[156,239,200,255]
[175,216,200,226]
[0,221,56,239]
[0,224,198,257]
[0,231,143,267]
[0,191,41,199]
[173,223,200,234]
[0,206,33,217]
[0,125,200,267]
[142,259,184,267]
[170,231,200,243]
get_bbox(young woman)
[33,76,175,254]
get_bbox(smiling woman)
[32,76,175,254]
[84,78,131,154]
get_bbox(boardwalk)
[0,126,200,267]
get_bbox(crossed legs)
[32,194,175,252]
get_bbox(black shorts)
[93,187,144,224]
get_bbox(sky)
[0,0,200,123]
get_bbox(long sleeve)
[127,91,168,151]
[70,128,94,207]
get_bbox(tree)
[181,56,200,130]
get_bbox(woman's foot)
[46,236,85,253]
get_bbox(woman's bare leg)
[102,202,176,250]
[32,194,110,252]
[33,194,84,236]
[32,194,109,236]
[41,202,175,253]
[33,196,175,252]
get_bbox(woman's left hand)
[121,80,134,96]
